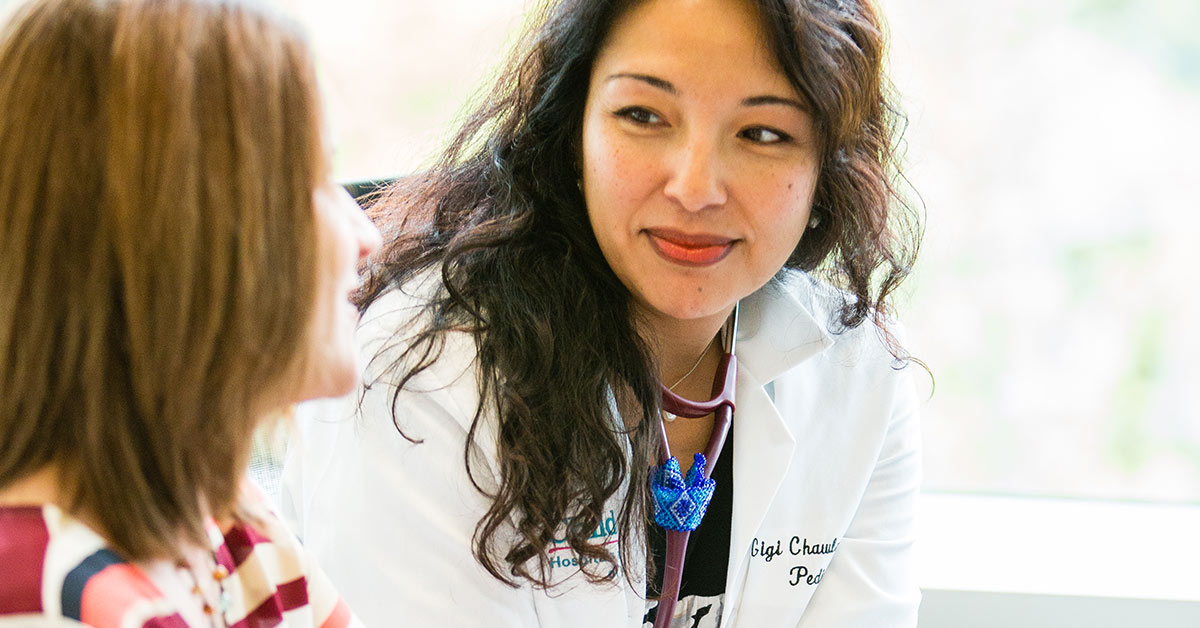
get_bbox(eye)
[614,106,664,126]
[739,126,792,145]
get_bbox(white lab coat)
[282,270,921,627]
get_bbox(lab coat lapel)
[722,369,793,625]
[719,276,833,626]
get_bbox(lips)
[646,229,735,266]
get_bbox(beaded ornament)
[650,453,716,532]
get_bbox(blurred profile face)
[581,0,819,331]
[293,183,381,401]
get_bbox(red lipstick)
[646,229,735,266]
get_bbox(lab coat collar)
[735,272,836,383]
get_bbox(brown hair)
[0,0,325,561]
[363,0,919,587]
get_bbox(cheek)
[747,167,818,259]
[321,213,364,287]
[582,125,660,223]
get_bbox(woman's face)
[581,0,819,332]
[293,183,382,401]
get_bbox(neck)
[0,465,106,534]
[0,465,61,507]
[638,305,735,389]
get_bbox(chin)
[321,365,359,399]
[295,359,359,403]
[643,294,736,324]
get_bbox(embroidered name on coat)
[749,535,839,587]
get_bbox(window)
[276,0,527,182]
[889,0,1200,503]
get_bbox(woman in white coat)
[284,0,923,625]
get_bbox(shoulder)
[359,273,478,387]
[225,493,355,627]
[740,270,915,412]
[755,274,921,472]
[355,275,483,430]
[228,481,318,569]
[357,271,442,369]
[770,269,904,366]
[0,505,182,626]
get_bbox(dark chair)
[341,178,397,208]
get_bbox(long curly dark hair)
[358,0,920,588]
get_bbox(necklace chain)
[666,336,716,391]
[662,335,718,423]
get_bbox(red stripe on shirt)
[222,521,272,568]
[0,506,49,613]
[228,577,308,628]
[141,612,191,627]
[273,577,308,610]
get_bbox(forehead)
[593,0,794,97]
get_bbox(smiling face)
[581,0,819,335]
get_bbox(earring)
[807,213,821,229]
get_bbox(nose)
[351,202,382,263]
[663,137,727,212]
[335,186,382,262]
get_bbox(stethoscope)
[651,303,738,628]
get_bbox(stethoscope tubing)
[653,305,738,628]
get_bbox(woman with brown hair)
[287,0,923,625]
[0,0,379,625]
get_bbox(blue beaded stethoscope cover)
[651,453,716,532]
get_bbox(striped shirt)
[0,499,359,627]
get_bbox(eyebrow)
[741,94,811,113]
[606,72,677,94]
[604,73,810,113]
